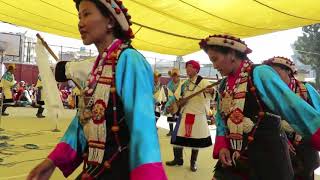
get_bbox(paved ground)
[0,107,319,179]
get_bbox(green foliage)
[292,24,320,88]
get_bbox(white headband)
[200,35,252,54]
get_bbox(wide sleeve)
[2,73,16,87]
[115,49,167,180]
[166,81,174,97]
[55,58,95,87]
[212,93,229,159]
[1,79,14,88]
[47,58,92,177]
[154,86,166,104]
[164,81,178,114]
[47,115,87,177]
[253,65,320,150]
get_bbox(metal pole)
[0,93,4,131]
[0,52,4,131]
[0,41,7,131]
[27,42,31,62]
[60,45,63,61]
[176,56,183,72]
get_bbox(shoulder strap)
[195,75,203,86]
[195,75,207,98]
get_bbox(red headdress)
[186,60,200,73]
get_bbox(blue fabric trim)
[215,93,227,136]
[116,48,162,170]
[253,65,320,137]
[305,83,320,112]
[60,114,87,154]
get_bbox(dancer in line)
[27,0,167,179]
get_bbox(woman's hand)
[288,142,296,155]
[205,87,215,94]
[27,159,56,180]
[219,148,232,167]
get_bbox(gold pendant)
[80,108,92,125]
[220,92,233,115]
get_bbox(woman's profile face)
[207,48,233,76]
[78,1,111,45]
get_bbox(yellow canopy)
[0,0,319,55]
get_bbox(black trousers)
[155,111,161,122]
[2,99,13,113]
[291,141,320,180]
[36,101,45,115]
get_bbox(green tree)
[292,23,320,88]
